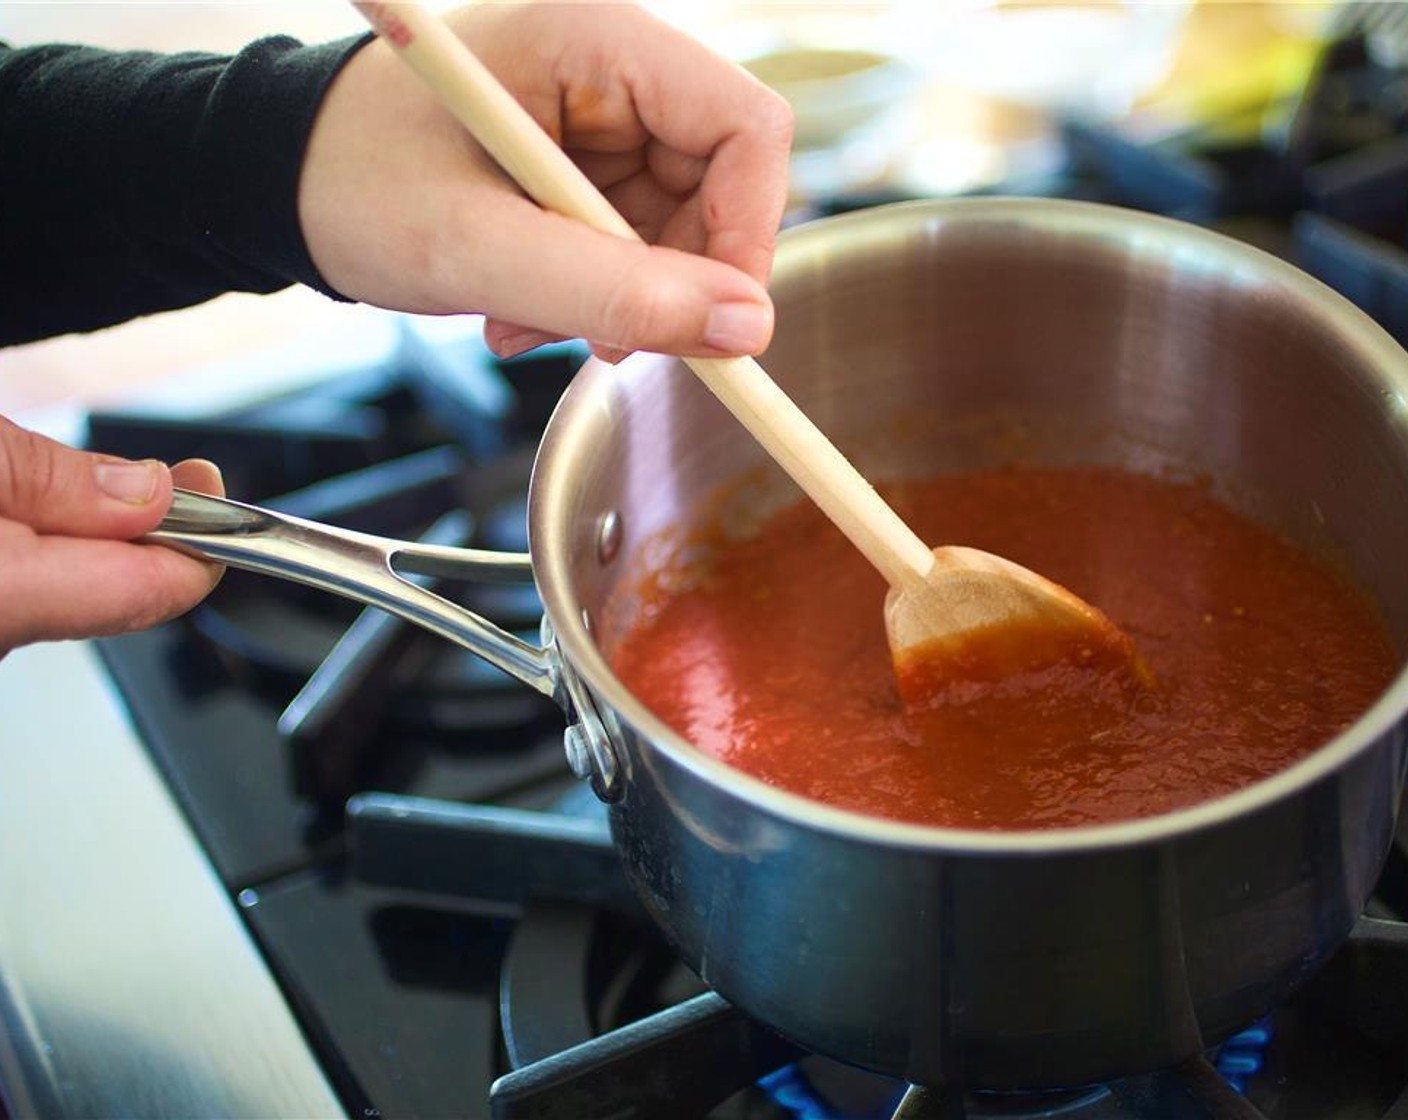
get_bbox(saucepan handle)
[150,488,561,701]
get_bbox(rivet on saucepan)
[563,724,593,780]
[597,510,623,565]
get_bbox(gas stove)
[5,20,1408,1120]
[36,320,1408,1120]
[7,315,1402,1120]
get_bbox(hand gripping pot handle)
[150,488,622,799]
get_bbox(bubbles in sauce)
[606,467,1398,830]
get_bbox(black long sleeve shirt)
[0,34,366,347]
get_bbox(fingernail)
[591,343,631,365]
[703,301,771,354]
[95,459,160,505]
[490,329,552,359]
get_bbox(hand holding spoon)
[330,2,1149,702]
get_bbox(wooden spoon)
[352,1,1145,703]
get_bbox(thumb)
[587,242,776,358]
[0,417,173,538]
[468,204,776,359]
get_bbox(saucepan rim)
[532,197,1408,854]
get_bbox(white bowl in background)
[742,46,918,152]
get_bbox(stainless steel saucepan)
[153,198,1408,1090]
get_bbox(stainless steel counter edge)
[0,639,345,1119]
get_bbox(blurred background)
[0,1,1386,427]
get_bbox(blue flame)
[1214,1020,1271,1095]
[761,1019,1272,1117]
[757,1065,901,1120]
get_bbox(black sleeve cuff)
[0,33,369,347]
[189,33,371,300]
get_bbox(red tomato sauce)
[606,467,1399,830]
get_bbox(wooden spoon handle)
[353,1,934,588]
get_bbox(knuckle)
[755,87,795,147]
[126,550,214,631]
[595,257,675,349]
[0,418,55,520]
